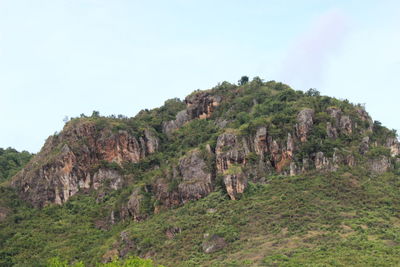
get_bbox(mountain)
[1,77,399,266]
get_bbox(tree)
[305,88,320,97]
[238,76,249,86]
[91,111,100,117]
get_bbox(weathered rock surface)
[356,107,373,132]
[163,92,222,136]
[162,110,190,136]
[326,107,354,136]
[177,150,214,203]
[215,132,249,198]
[93,169,123,191]
[369,156,392,174]
[296,109,314,142]
[359,137,370,155]
[340,116,353,135]
[326,122,338,139]
[223,173,247,200]
[327,107,342,126]
[120,188,146,221]
[11,121,159,207]
[386,137,400,157]
[216,133,247,173]
[154,149,214,208]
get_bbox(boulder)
[202,234,227,253]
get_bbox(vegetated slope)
[0,148,32,183]
[0,148,32,230]
[1,77,399,266]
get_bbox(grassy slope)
[119,168,400,267]
[1,167,399,266]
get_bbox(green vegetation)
[0,147,32,183]
[47,257,163,267]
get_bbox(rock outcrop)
[369,156,392,174]
[296,109,314,142]
[177,150,214,203]
[326,107,353,136]
[215,132,248,199]
[386,137,400,157]
[163,92,222,136]
[11,121,159,207]
[154,149,214,208]
[120,188,147,222]
[223,173,247,200]
[202,234,227,253]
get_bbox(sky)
[0,0,399,153]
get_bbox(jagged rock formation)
[163,92,222,136]
[11,120,159,207]
[296,108,314,142]
[120,188,146,222]
[153,149,214,209]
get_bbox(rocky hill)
[1,77,400,266]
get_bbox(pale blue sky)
[0,0,399,153]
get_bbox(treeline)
[0,148,32,183]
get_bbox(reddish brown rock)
[11,120,159,208]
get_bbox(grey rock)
[326,122,338,139]
[359,136,370,155]
[92,169,123,191]
[339,115,352,135]
[202,234,227,253]
[296,109,315,142]
[386,137,400,157]
[177,150,214,203]
[223,173,247,200]
[326,107,342,126]
[369,156,391,174]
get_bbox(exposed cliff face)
[369,156,392,174]
[11,120,159,207]
[386,137,400,157]
[296,108,314,142]
[154,149,214,208]
[163,92,222,135]
[177,149,214,203]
